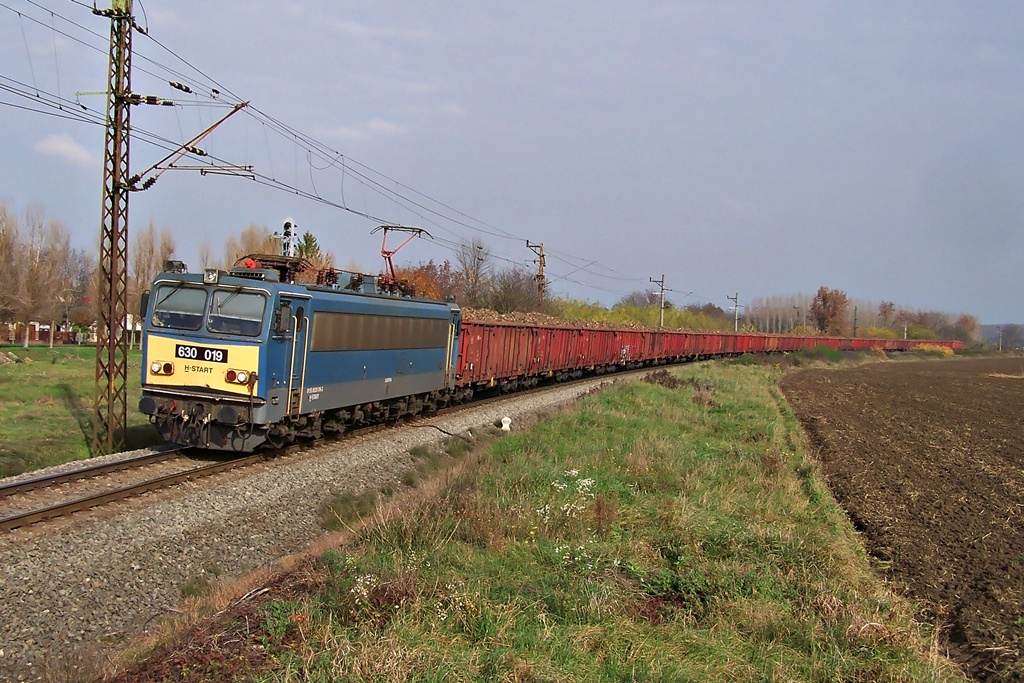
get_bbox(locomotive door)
[282,296,311,416]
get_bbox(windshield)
[150,284,207,331]
[207,289,267,336]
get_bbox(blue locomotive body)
[140,261,461,451]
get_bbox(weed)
[799,344,845,364]
[442,434,474,458]
[642,369,680,389]
[181,575,211,598]
[320,490,378,531]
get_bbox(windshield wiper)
[215,286,245,313]
[155,282,187,307]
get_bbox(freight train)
[138,256,962,452]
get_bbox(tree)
[63,248,95,332]
[295,230,335,270]
[877,301,896,327]
[129,220,176,347]
[295,231,320,260]
[809,286,849,334]
[0,204,19,323]
[8,206,73,348]
[456,237,491,307]
[1001,324,1023,350]
[222,223,278,267]
[395,260,462,301]
[488,267,540,313]
[685,302,726,318]
[198,236,214,270]
[947,314,979,344]
[616,290,663,308]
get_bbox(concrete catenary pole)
[650,274,666,327]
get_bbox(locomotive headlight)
[150,361,173,375]
[225,368,254,385]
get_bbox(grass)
[0,344,162,476]
[160,363,964,682]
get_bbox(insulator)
[169,81,192,93]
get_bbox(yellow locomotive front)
[139,272,272,450]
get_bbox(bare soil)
[781,357,1024,682]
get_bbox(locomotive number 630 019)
[175,343,229,363]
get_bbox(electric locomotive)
[139,255,462,451]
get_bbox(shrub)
[911,344,954,358]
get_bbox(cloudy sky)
[1,1,1022,323]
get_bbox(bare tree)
[616,290,663,308]
[129,220,176,347]
[877,301,896,327]
[62,248,95,336]
[9,207,72,348]
[488,267,540,313]
[1001,324,1023,350]
[809,286,849,335]
[953,314,979,343]
[456,237,491,307]
[198,236,214,270]
[0,204,19,323]
[222,223,278,267]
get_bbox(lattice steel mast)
[92,0,134,454]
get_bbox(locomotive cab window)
[207,289,267,336]
[151,284,207,331]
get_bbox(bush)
[911,344,954,358]
[797,345,844,364]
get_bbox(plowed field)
[781,357,1024,682]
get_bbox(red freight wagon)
[456,319,964,391]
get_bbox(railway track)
[0,370,637,534]
[0,451,267,532]
[0,448,183,497]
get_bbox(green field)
[0,344,162,476]
[145,361,963,682]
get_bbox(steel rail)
[0,448,185,498]
[0,453,263,532]
[0,370,644,533]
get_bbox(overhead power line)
[3,0,658,298]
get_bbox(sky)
[1,1,1022,323]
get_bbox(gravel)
[0,377,624,682]
[0,444,182,490]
